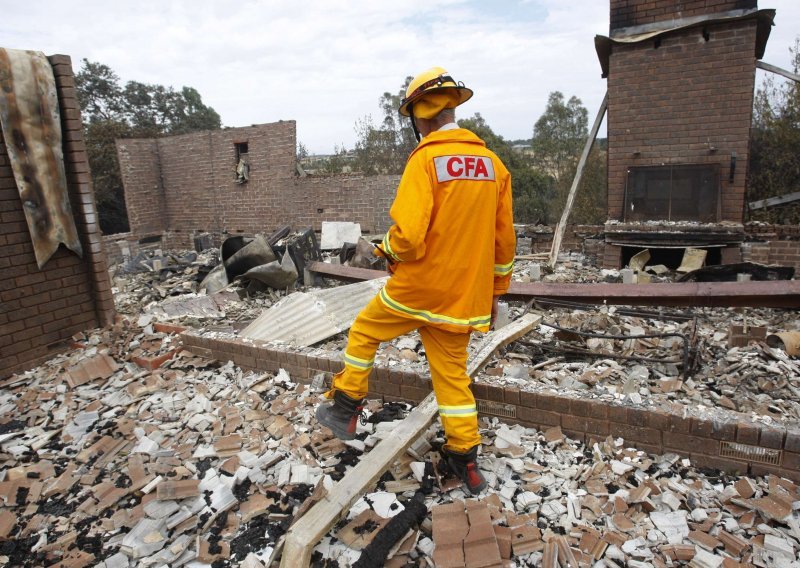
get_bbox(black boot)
[316,391,364,441]
[443,445,487,495]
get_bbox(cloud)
[2,0,797,152]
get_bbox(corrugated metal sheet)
[0,48,82,268]
[240,277,388,346]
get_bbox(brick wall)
[521,223,799,270]
[115,139,164,236]
[117,122,399,242]
[102,232,148,265]
[610,0,758,31]
[607,18,758,222]
[527,225,605,255]
[1,55,115,378]
[742,224,800,270]
[181,330,800,481]
[289,174,399,234]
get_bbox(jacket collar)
[411,127,486,157]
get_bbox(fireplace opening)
[621,246,722,271]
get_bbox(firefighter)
[316,67,515,494]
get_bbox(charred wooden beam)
[306,262,800,308]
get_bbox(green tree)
[75,59,221,233]
[352,77,417,174]
[572,146,607,224]
[457,113,554,224]
[532,92,588,183]
[318,145,351,174]
[748,37,800,223]
[531,92,606,223]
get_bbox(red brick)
[561,415,587,434]
[504,387,520,406]
[517,406,560,427]
[784,430,800,453]
[709,420,737,442]
[372,380,401,397]
[737,422,760,445]
[519,390,537,408]
[401,386,430,402]
[611,423,662,446]
[236,354,256,369]
[569,399,589,417]
[471,382,488,400]
[663,432,720,456]
[669,414,692,434]
[627,407,648,427]
[690,418,714,438]
[781,452,800,471]
[608,405,627,424]
[760,427,786,450]
[550,395,572,414]
[372,366,390,382]
[647,410,671,431]
[485,384,504,403]
[586,401,609,420]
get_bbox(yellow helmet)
[398,67,473,118]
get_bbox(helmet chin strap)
[408,103,421,142]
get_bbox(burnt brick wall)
[1,55,115,378]
[607,19,758,222]
[742,225,800,270]
[290,174,399,234]
[610,0,758,31]
[118,121,399,241]
[116,139,164,236]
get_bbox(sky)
[2,0,799,154]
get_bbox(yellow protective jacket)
[376,127,515,333]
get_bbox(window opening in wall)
[234,141,249,185]
[624,164,719,223]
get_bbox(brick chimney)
[598,0,775,268]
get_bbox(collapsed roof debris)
[2,239,797,566]
[4,331,800,567]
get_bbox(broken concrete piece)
[320,221,362,250]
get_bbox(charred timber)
[306,262,800,308]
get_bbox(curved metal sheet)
[240,277,388,346]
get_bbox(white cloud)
[1,0,797,152]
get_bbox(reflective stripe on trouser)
[325,294,481,452]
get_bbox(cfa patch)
[434,155,495,182]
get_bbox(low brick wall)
[181,330,800,482]
[522,224,800,271]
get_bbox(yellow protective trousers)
[325,295,481,453]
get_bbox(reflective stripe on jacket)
[375,127,515,333]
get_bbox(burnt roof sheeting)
[594,8,776,78]
[0,48,83,268]
[239,276,388,346]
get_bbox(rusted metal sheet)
[503,281,800,308]
[0,48,82,268]
[306,261,800,308]
[767,332,800,357]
